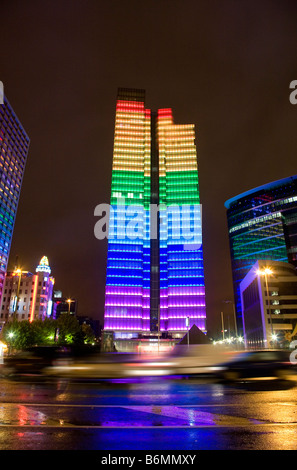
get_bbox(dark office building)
[53,292,78,318]
[225,175,297,330]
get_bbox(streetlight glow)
[256,265,275,343]
[256,267,273,276]
[264,268,273,275]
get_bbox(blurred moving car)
[44,344,238,379]
[212,349,295,381]
[0,346,70,376]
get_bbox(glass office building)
[225,175,297,329]
[104,88,206,340]
[0,96,30,306]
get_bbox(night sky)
[1,0,297,335]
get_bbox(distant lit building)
[240,260,297,348]
[0,256,55,323]
[77,315,101,338]
[53,291,77,318]
[225,175,297,331]
[0,96,30,304]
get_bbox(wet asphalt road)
[0,375,297,451]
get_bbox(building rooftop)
[224,175,297,209]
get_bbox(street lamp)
[67,298,74,314]
[256,267,274,344]
[221,311,225,341]
[272,333,278,343]
[186,316,190,348]
[12,268,22,320]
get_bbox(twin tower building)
[102,88,206,345]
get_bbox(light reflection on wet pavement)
[1,377,297,450]
[0,402,266,427]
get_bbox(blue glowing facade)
[225,175,297,328]
[0,96,30,304]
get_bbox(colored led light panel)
[104,90,206,334]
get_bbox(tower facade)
[103,88,206,342]
[0,96,30,303]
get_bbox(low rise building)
[0,256,55,323]
[240,260,297,348]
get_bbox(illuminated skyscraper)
[103,88,206,344]
[0,96,30,304]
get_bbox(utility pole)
[223,300,238,337]
[221,311,225,341]
[157,305,160,354]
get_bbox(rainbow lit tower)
[0,95,30,306]
[104,88,206,343]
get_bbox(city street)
[0,375,297,452]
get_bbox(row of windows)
[0,104,29,147]
[4,286,47,295]
[0,313,47,320]
[5,280,47,287]
[2,294,48,303]
[2,303,46,311]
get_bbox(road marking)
[0,402,296,408]
[1,423,297,428]
[120,405,263,426]
[1,403,297,428]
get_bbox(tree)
[1,315,96,351]
[30,318,57,345]
[81,323,96,345]
[56,313,84,345]
[2,320,36,350]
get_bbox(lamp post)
[221,311,225,341]
[186,316,190,348]
[223,300,238,338]
[67,298,73,314]
[256,267,274,345]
